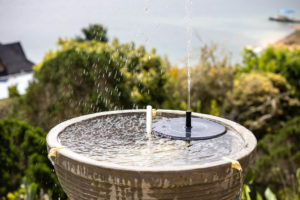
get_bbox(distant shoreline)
[275,26,300,48]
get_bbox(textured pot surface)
[47,110,256,200]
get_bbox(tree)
[224,72,300,139]
[0,119,65,199]
[77,24,108,42]
[11,38,179,131]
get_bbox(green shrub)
[0,119,65,199]
[253,116,300,198]
[8,85,20,98]
[11,38,179,131]
[236,46,300,98]
[224,72,300,138]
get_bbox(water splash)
[58,113,245,167]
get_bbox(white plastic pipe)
[146,105,152,135]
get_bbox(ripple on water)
[58,113,245,167]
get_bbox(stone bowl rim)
[47,109,257,172]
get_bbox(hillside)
[276,26,300,47]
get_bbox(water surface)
[58,113,245,167]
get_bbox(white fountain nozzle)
[146,105,152,135]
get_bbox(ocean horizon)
[0,0,299,67]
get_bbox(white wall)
[0,72,33,99]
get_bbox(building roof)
[0,42,34,76]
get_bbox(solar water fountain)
[47,107,256,200]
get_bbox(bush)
[0,98,12,119]
[224,72,300,138]
[236,46,300,98]
[11,38,179,131]
[0,119,65,199]
[253,116,300,198]
[8,85,20,98]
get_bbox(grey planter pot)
[47,109,256,200]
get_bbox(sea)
[0,0,299,98]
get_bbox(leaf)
[241,184,251,200]
[256,192,263,200]
[264,187,277,200]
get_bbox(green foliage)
[209,99,219,116]
[23,178,38,200]
[265,188,277,200]
[234,46,300,199]
[241,170,300,200]
[6,179,53,200]
[224,72,300,138]
[0,98,12,119]
[237,46,300,97]
[174,44,234,114]
[253,117,300,198]
[8,85,20,98]
[6,185,25,200]
[77,24,108,42]
[196,100,201,113]
[0,119,65,199]
[11,38,179,131]
[241,183,263,200]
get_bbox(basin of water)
[47,109,256,200]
